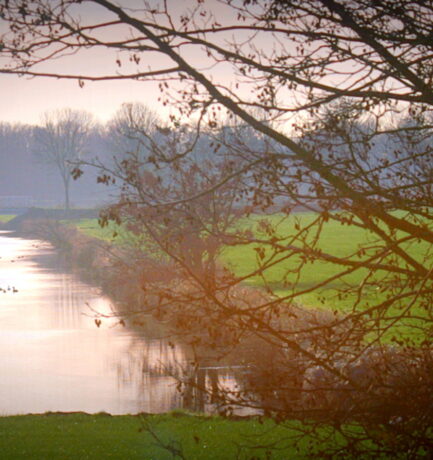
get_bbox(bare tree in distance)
[1,1,433,457]
[99,102,247,292]
[106,102,161,161]
[34,109,93,210]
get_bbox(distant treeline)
[0,122,111,208]
[0,105,420,210]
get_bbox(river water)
[0,231,190,415]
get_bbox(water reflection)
[0,231,261,416]
[114,335,246,414]
[0,231,189,415]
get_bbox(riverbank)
[2,213,153,317]
[0,214,15,223]
[0,412,301,460]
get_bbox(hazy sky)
[0,0,237,126]
[0,72,162,126]
[0,1,164,126]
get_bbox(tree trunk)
[64,179,70,211]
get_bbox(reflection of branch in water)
[83,290,312,417]
[109,333,252,414]
[112,337,188,412]
[165,360,255,416]
[112,327,289,416]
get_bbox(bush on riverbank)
[14,217,179,319]
[66,214,429,322]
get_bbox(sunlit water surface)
[0,231,187,415]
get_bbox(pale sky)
[0,72,163,126]
[0,0,238,127]
[0,0,379,129]
[0,1,165,126]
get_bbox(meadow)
[0,412,306,460]
[67,213,430,321]
[0,214,16,223]
[64,218,126,242]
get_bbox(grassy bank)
[223,213,428,295]
[67,213,429,314]
[1,411,426,459]
[66,218,127,242]
[0,412,305,459]
[0,214,16,223]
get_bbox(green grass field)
[221,213,430,341]
[64,218,126,242]
[0,214,16,223]
[67,213,430,340]
[222,213,429,300]
[0,412,307,460]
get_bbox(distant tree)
[0,122,33,199]
[106,102,160,160]
[34,109,93,210]
[100,105,246,296]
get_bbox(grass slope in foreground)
[0,412,308,460]
[1,412,423,459]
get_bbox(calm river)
[0,231,189,415]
